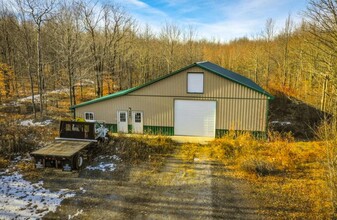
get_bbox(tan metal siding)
[130,67,265,99]
[216,99,266,131]
[75,66,269,132]
[75,96,174,126]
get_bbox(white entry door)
[117,111,128,133]
[132,111,143,134]
[174,100,216,137]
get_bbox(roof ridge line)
[195,61,208,64]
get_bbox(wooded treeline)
[0,0,336,118]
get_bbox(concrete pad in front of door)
[110,133,214,145]
[170,136,214,144]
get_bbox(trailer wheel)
[74,154,84,170]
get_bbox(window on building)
[65,124,71,131]
[85,112,94,121]
[135,113,141,123]
[187,73,204,93]
[120,112,126,122]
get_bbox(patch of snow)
[0,171,75,219]
[85,155,119,172]
[12,156,22,163]
[85,162,116,172]
[75,79,94,87]
[20,119,52,127]
[48,89,69,94]
[18,94,40,103]
[79,187,86,194]
[68,209,83,219]
[2,101,19,106]
[18,89,69,103]
[97,155,121,161]
[271,121,291,126]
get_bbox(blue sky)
[114,0,308,42]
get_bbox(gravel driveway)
[41,152,260,220]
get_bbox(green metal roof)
[196,61,274,98]
[71,61,273,109]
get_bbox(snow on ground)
[68,209,83,219]
[74,79,94,87]
[99,155,121,161]
[18,95,39,103]
[20,119,52,127]
[271,121,292,126]
[79,187,86,194]
[0,171,75,220]
[85,162,116,172]
[85,155,120,172]
[18,89,69,103]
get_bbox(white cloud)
[122,0,149,8]
[118,0,166,16]
[118,0,307,41]
[190,0,307,41]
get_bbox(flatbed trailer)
[31,140,94,170]
[31,121,108,171]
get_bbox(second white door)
[132,111,143,134]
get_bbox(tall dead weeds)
[316,120,337,218]
[206,130,330,218]
[106,134,176,164]
[0,117,57,159]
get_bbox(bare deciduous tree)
[280,14,293,87]
[305,0,337,217]
[51,0,88,106]
[80,1,104,97]
[160,22,182,73]
[263,18,275,88]
[16,0,57,115]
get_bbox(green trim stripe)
[215,129,266,139]
[107,124,174,136]
[107,124,265,139]
[144,126,174,136]
[106,124,117,133]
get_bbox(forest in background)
[2,1,337,217]
[0,0,336,119]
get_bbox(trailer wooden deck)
[31,140,92,157]
[30,121,107,171]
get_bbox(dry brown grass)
[180,143,200,161]
[0,114,59,158]
[15,160,41,180]
[176,131,332,218]
[106,134,176,165]
[0,157,9,168]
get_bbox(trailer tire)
[74,154,84,170]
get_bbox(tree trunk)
[321,75,328,112]
[27,61,36,119]
[37,25,44,116]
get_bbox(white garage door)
[174,100,216,137]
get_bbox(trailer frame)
[31,121,107,171]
